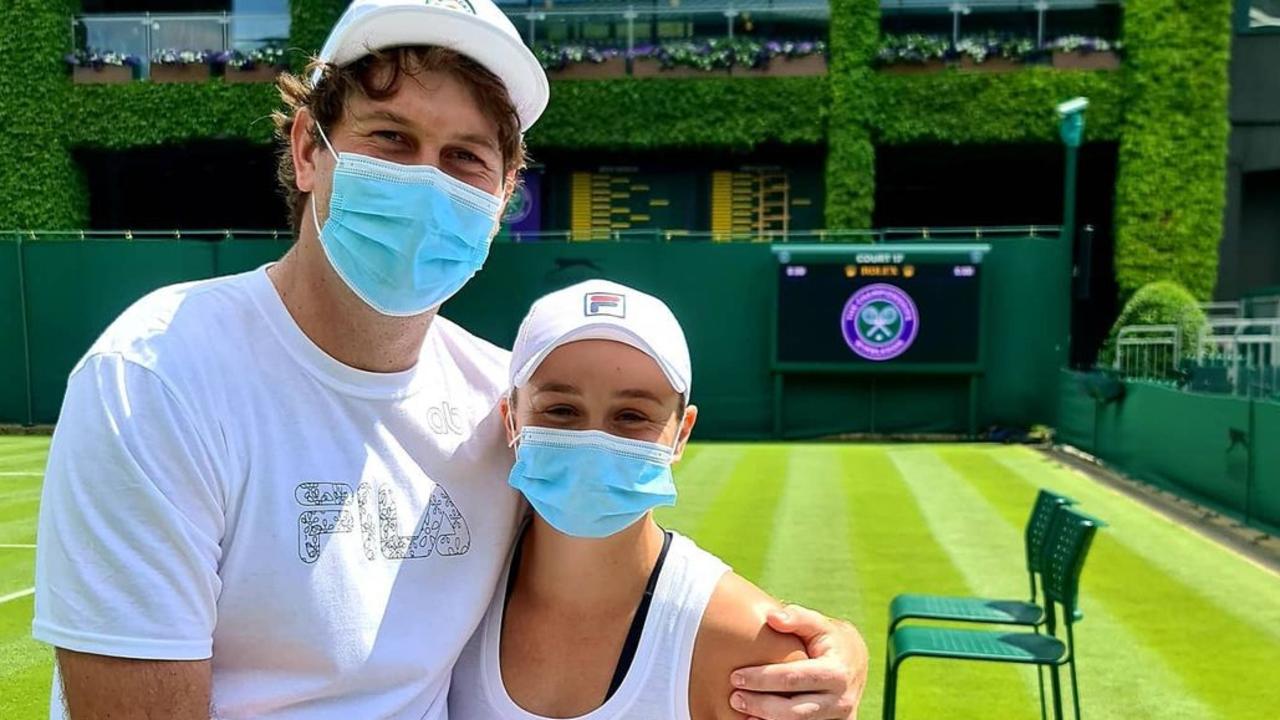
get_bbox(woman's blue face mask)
[506,422,681,539]
[311,123,502,316]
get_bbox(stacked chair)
[882,490,1105,720]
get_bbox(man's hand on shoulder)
[728,603,869,720]
[690,573,808,720]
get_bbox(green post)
[1057,97,1088,369]
[1057,97,1087,251]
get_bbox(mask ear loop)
[315,121,338,161]
[309,121,340,236]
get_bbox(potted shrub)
[65,50,140,84]
[535,44,625,80]
[732,40,828,77]
[1101,280,1209,376]
[956,36,1031,73]
[222,46,288,83]
[876,34,949,74]
[631,41,733,78]
[1048,36,1121,70]
[150,49,215,83]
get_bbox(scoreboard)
[774,244,989,369]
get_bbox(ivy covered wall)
[0,0,1234,299]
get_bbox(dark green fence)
[0,234,1069,438]
[1057,370,1280,534]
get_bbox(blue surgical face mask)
[507,425,680,539]
[311,124,502,316]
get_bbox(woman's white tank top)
[449,531,730,720]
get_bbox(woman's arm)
[689,573,809,720]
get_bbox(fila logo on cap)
[585,292,626,318]
[424,0,477,13]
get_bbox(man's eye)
[373,130,402,143]
[450,149,483,164]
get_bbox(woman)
[450,279,808,719]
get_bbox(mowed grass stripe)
[986,447,1280,719]
[957,446,1280,640]
[887,447,1043,719]
[656,443,744,538]
[757,445,858,619]
[0,595,52,719]
[835,446,971,720]
[0,476,41,545]
[988,447,1280,638]
[935,446,1222,720]
[689,445,788,584]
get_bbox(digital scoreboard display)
[775,245,987,367]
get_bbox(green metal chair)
[887,489,1077,720]
[882,506,1103,720]
[887,489,1076,634]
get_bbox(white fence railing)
[1113,318,1280,397]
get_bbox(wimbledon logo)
[840,283,919,361]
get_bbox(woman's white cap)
[510,279,692,401]
[309,0,550,131]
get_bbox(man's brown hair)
[272,46,526,236]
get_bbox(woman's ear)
[500,392,518,447]
[672,404,698,463]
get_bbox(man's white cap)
[510,280,692,401]
[310,0,549,131]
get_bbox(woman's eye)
[543,406,577,417]
[373,130,402,143]
[617,411,649,423]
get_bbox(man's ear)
[497,168,520,212]
[291,107,321,194]
[672,404,698,463]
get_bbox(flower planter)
[150,63,212,83]
[630,58,729,78]
[958,56,1022,74]
[72,65,134,84]
[732,54,828,77]
[224,65,282,84]
[879,59,949,75]
[546,56,626,80]
[1051,50,1120,71]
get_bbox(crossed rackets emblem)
[857,301,902,343]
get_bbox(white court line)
[0,544,36,549]
[0,471,42,477]
[0,587,34,604]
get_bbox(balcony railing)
[881,1,1122,46]
[71,12,289,78]
[501,1,829,49]
[69,1,1123,81]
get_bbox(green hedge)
[288,0,348,70]
[869,69,1126,144]
[1113,0,1233,300]
[67,83,281,149]
[0,0,83,229]
[530,77,828,150]
[0,0,1237,308]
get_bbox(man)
[33,1,867,718]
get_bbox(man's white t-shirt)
[32,266,523,719]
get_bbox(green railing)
[2,226,1062,245]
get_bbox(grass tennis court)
[2,437,1278,719]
